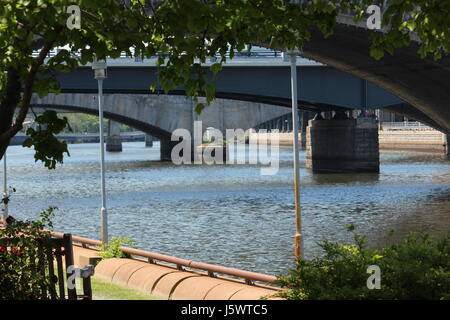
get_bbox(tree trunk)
[0,68,22,160]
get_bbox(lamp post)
[2,70,8,226]
[2,153,7,225]
[1,120,34,226]
[287,48,303,260]
[92,58,108,244]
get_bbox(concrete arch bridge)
[30,93,291,160]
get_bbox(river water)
[3,142,450,276]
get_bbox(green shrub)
[0,208,57,300]
[97,236,136,260]
[278,226,450,300]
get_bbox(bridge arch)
[30,103,172,141]
[260,24,450,132]
[30,92,291,140]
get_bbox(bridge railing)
[48,230,278,285]
[255,112,296,132]
[380,121,434,131]
[32,47,284,62]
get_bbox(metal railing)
[49,231,278,285]
[31,47,325,68]
[255,112,296,132]
[33,48,284,61]
[380,122,435,131]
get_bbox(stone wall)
[379,130,447,153]
[306,118,379,173]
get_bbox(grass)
[53,262,161,300]
[71,277,161,300]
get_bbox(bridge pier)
[106,120,122,152]
[145,134,154,147]
[300,111,308,150]
[160,137,230,163]
[306,115,379,173]
[160,138,196,162]
[446,134,450,156]
[160,138,175,161]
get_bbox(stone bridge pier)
[106,120,123,152]
[145,134,154,147]
[160,139,180,161]
[306,115,379,173]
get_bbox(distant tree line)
[61,114,131,134]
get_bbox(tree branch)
[0,27,64,143]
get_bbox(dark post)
[63,234,77,300]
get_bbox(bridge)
[30,47,448,171]
[286,9,450,133]
[33,52,447,129]
[30,52,400,164]
[30,90,291,159]
[29,2,449,172]
[97,0,448,132]
[50,53,403,112]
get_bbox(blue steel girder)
[55,65,403,112]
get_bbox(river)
[3,142,450,276]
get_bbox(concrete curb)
[72,245,282,300]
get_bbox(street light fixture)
[92,57,108,244]
[287,48,304,260]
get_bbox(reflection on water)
[3,142,450,275]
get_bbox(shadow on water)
[310,172,380,185]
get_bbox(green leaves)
[277,228,450,300]
[210,62,222,75]
[195,103,205,114]
[98,236,136,260]
[22,111,71,169]
[0,207,57,300]
[370,46,385,61]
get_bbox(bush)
[278,226,450,300]
[0,208,57,300]
[97,236,136,260]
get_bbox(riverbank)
[70,241,281,300]
[379,130,448,154]
[249,130,449,154]
[10,132,146,145]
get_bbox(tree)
[0,0,448,167]
[0,0,154,166]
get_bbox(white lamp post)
[92,58,108,244]
[287,48,303,260]
[2,70,8,226]
[2,152,7,225]
[1,120,34,226]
